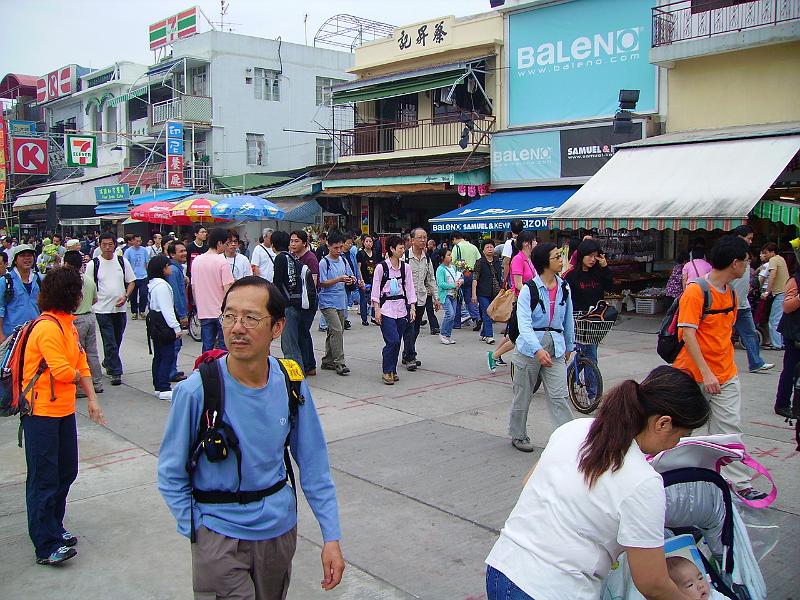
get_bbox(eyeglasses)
[219,313,272,329]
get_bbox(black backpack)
[507,278,570,343]
[657,278,736,363]
[187,356,305,542]
[92,255,126,292]
[277,252,317,310]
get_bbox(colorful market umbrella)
[210,194,285,221]
[169,196,230,224]
[130,200,177,224]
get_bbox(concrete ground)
[0,309,797,600]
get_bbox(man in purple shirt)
[290,230,320,375]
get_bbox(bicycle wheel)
[189,311,202,342]
[568,356,603,414]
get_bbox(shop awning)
[332,70,466,105]
[12,193,51,211]
[129,189,193,206]
[549,135,800,231]
[429,188,577,233]
[262,176,322,200]
[753,200,800,226]
[14,183,82,211]
[283,199,321,224]
[108,85,149,107]
[214,174,291,193]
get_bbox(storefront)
[549,123,800,303]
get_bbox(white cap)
[117,237,125,243]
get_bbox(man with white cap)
[251,227,277,282]
[0,244,42,342]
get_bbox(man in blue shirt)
[0,245,41,341]
[166,241,189,383]
[318,231,356,376]
[157,277,344,597]
[123,234,150,320]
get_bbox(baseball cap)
[117,237,125,243]
[65,239,81,250]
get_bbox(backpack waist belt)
[380,293,406,304]
[533,326,563,333]
[192,478,287,504]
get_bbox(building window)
[432,87,462,124]
[316,76,346,106]
[254,68,280,102]
[316,138,333,165]
[246,133,266,166]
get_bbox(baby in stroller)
[667,556,716,600]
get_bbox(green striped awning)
[753,200,800,226]
[332,71,466,105]
[550,217,746,232]
[109,86,149,107]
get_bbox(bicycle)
[566,315,615,414]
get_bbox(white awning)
[550,134,800,231]
[14,183,81,211]
[12,193,51,211]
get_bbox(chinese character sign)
[94,184,130,202]
[165,120,185,189]
[396,17,452,52]
[0,117,7,201]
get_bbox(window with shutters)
[316,76,346,106]
[316,138,333,165]
[246,133,266,166]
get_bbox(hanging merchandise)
[478,183,490,196]
[457,185,468,197]
[467,185,477,197]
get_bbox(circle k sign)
[11,137,49,175]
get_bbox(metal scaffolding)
[314,14,394,51]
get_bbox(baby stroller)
[603,434,778,600]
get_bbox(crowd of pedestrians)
[4,218,794,600]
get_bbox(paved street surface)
[1,310,798,599]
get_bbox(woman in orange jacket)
[21,266,106,565]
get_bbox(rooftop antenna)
[304,14,308,46]
[220,0,229,31]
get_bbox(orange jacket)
[22,311,90,417]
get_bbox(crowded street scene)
[0,0,799,599]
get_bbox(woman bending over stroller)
[485,365,711,600]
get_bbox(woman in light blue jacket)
[435,250,461,345]
[509,242,575,452]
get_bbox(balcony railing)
[652,0,800,47]
[152,95,213,125]
[157,165,213,191]
[336,115,496,157]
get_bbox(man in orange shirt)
[673,235,766,501]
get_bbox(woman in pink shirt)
[372,235,417,385]
[489,231,538,373]
[681,247,713,289]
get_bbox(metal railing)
[152,95,213,125]
[336,115,496,157]
[653,0,800,46]
[156,165,213,191]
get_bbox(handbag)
[487,288,515,323]
[146,310,177,344]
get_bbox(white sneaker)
[440,335,451,345]
[447,337,456,345]
[158,391,173,401]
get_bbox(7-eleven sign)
[65,135,98,168]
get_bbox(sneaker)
[110,375,122,386]
[344,320,351,330]
[36,546,77,565]
[750,363,775,373]
[460,318,472,327]
[738,487,768,501]
[447,337,456,344]
[318,326,328,332]
[335,365,350,376]
[391,372,399,382]
[320,363,336,371]
[472,320,482,332]
[485,338,495,345]
[362,321,370,326]
[382,373,394,385]
[512,437,534,452]
[94,388,104,394]
[487,351,497,373]
[158,391,173,401]
[131,313,138,321]
[440,335,452,345]
[62,532,77,547]
[495,356,507,366]
[139,312,146,319]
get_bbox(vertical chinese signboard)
[0,116,7,204]
[360,198,369,234]
[165,121,185,189]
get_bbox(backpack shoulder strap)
[526,280,544,313]
[276,358,304,501]
[197,360,224,438]
[693,278,713,315]
[93,257,100,283]
[560,277,570,306]
[4,272,13,299]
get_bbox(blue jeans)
[477,295,494,337]
[170,336,182,379]
[441,295,456,337]
[733,307,765,371]
[22,413,78,559]
[281,306,304,366]
[768,292,785,348]
[200,318,226,353]
[359,286,373,324]
[130,278,148,314]
[486,565,535,600]
[572,343,599,398]
[95,312,126,376]
[298,308,317,372]
[151,339,174,392]
[461,273,480,320]
[380,316,407,373]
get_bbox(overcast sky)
[1,0,493,76]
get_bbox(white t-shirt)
[486,418,666,600]
[226,253,252,281]
[87,255,136,314]
[502,237,516,259]
[251,244,277,282]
